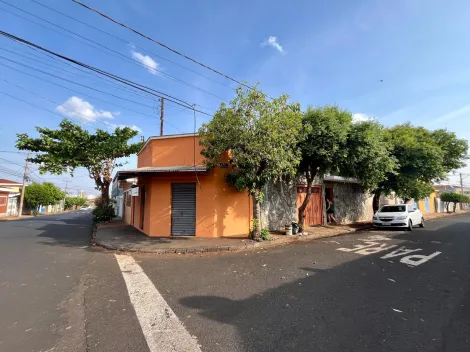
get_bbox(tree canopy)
[296,107,396,230]
[24,182,65,210]
[16,120,142,207]
[199,86,303,238]
[440,192,470,212]
[371,124,468,211]
[65,197,88,209]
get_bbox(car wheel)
[407,220,413,231]
[419,217,425,228]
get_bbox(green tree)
[440,192,470,212]
[65,196,88,209]
[371,124,468,212]
[199,86,303,238]
[24,182,65,211]
[297,106,351,231]
[341,120,397,191]
[16,120,142,208]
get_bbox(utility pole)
[17,153,29,217]
[460,173,464,196]
[63,180,69,212]
[160,97,164,136]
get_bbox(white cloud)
[56,97,117,123]
[131,51,159,75]
[261,36,285,54]
[352,113,374,123]
[107,123,142,133]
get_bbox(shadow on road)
[179,219,470,352]
[24,213,93,248]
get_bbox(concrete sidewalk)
[94,220,373,254]
[94,211,470,254]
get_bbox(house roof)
[115,165,208,180]
[0,178,22,186]
[324,176,361,184]
[138,133,197,155]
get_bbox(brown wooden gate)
[296,185,323,226]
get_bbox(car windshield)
[379,205,406,212]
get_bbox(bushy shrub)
[440,192,470,212]
[92,205,115,223]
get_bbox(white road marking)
[380,247,422,259]
[360,234,392,241]
[400,251,441,266]
[115,254,202,352]
[336,242,442,267]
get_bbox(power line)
[0,157,24,167]
[70,0,257,93]
[0,89,99,130]
[0,30,214,117]
[0,57,212,120]
[3,78,186,133]
[30,0,235,92]
[0,1,227,101]
[0,150,35,154]
[0,84,185,137]
[0,45,161,103]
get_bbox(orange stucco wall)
[138,136,205,168]
[132,137,252,237]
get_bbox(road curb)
[93,211,469,255]
[94,226,374,255]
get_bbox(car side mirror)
[409,209,414,212]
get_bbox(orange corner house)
[113,134,252,237]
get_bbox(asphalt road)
[0,212,469,351]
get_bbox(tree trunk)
[298,175,314,233]
[101,182,110,208]
[252,189,261,239]
[372,190,381,214]
[453,202,457,213]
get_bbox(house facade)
[114,134,252,237]
[0,179,22,216]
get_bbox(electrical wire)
[70,0,257,93]
[0,57,212,119]
[2,78,186,133]
[30,0,235,91]
[0,1,227,101]
[0,157,24,167]
[0,56,203,118]
[0,30,214,116]
[0,45,161,103]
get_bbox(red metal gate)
[296,186,323,226]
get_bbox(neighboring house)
[113,134,252,237]
[324,176,373,224]
[0,178,22,216]
[262,175,373,231]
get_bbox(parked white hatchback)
[373,204,424,231]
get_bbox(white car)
[373,204,424,231]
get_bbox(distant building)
[0,178,22,216]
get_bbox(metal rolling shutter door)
[171,183,196,236]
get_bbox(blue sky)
[1,0,470,194]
